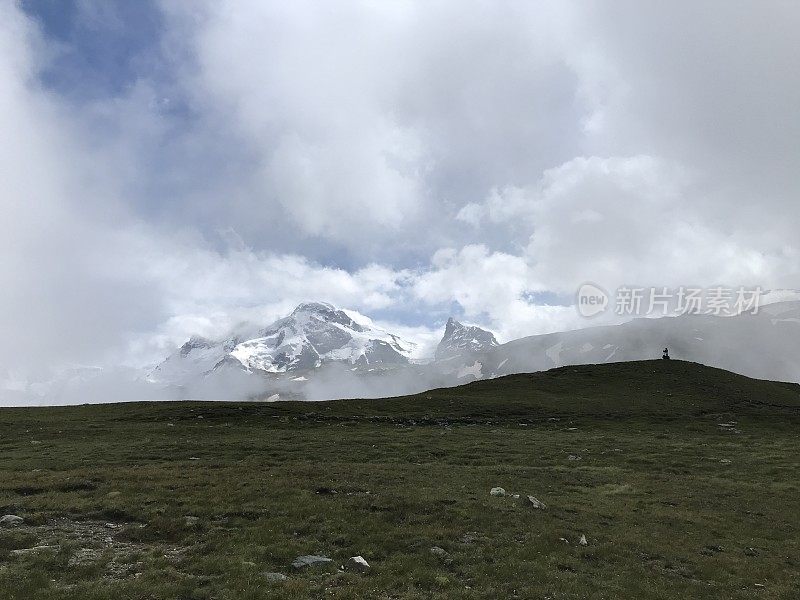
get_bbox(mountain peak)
[436,318,498,361]
[292,301,336,315]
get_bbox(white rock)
[579,534,588,546]
[264,572,288,582]
[525,496,547,509]
[0,515,24,528]
[346,556,370,572]
[291,555,333,570]
[490,487,506,497]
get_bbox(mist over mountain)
[6,299,799,405]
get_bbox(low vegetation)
[1,360,799,599]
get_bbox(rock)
[524,496,547,509]
[430,546,450,559]
[10,545,59,557]
[345,556,370,572]
[578,534,588,546]
[291,555,333,570]
[511,494,520,499]
[559,537,570,544]
[490,487,506,497]
[184,516,200,527]
[264,572,288,582]
[106,491,121,498]
[720,459,732,464]
[0,515,24,528]
[568,455,582,461]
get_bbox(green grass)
[1,360,799,599]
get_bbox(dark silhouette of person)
[662,347,670,360]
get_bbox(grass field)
[1,360,799,599]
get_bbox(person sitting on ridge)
[662,347,670,360]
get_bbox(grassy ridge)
[1,360,799,599]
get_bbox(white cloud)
[3,1,800,404]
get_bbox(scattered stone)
[10,545,59,557]
[719,459,732,464]
[744,547,759,557]
[0,515,24,528]
[430,546,449,558]
[568,455,582,461]
[490,487,506,497]
[578,534,588,546]
[511,494,520,499]
[291,555,333,570]
[106,491,121,498]
[189,457,200,461]
[345,556,370,572]
[459,532,480,545]
[264,572,288,582]
[184,516,200,527]
[559,537,570,544]
[315,487,337,495]
[524,496,547,510]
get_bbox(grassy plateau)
[1,360,799,599]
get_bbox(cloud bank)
[2,1,799,403]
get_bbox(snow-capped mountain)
[149,302,416,387]
[145,299,800,400]
[435,317,499,361]
[147,336,232,386]
[230,302,414,372]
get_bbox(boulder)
[490,487,506,497]
[345,556,370,572]
[579,534,588,546]
[0,515,24,528]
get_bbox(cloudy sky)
[3,1,799,379]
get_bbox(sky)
[2,1,800,385]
